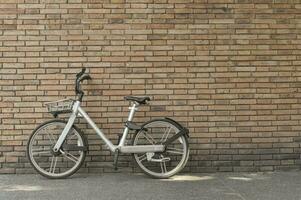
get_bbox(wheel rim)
[133,121,188,178]
[28,122,85,178]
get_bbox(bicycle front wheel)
[132,119,189,178]
[27,120,86,179]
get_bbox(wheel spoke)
[52,157,58,173]
[49,156,57,174]
[49,132,56,144]
[160,126,172,142]
[46,133,55,145]
[68,132,77,140]
[43,127,56,145]
[160,162,167,174]
[138,154,147,162]
[142,132,156,144]
[62,151,79,163]
[166,147,184,155]
[32,147,51,156]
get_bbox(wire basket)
[45,98,74,115]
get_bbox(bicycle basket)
[45,98,74,115]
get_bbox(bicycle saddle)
[124,96,150,105]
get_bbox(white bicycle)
[27,68,189,179]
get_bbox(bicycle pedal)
[113,149,120,171]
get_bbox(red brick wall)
[1,0,301,173]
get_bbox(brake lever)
[79,74,92,82]
[86,75,92,80]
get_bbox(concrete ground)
[0,171,301,200]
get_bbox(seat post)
[118,102,139,147]
[128,102,139,122]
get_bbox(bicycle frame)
[52,100,165,154]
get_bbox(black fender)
[164,117,189,137]
[162,118,189,146]
[137,117,189,146]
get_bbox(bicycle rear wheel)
[27,120,86,179]
[132,119,189,178]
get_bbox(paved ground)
[1,171,301,200]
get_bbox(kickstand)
[113,149,119,171]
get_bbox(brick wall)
[1,0,301,174]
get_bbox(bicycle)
[27,68,190,179]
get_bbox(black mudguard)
[138,117,189,146]
[162,117,189,146]
[164,117,189,137]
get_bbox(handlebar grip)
[75,69,91,101]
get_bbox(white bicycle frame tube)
[78,106,116,152]
[53,100,165,153]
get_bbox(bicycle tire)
[132,118,189,178]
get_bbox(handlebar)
[75,68,91,101]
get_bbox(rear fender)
[164,117,189,138]
[162,117,189,146]
[139,117,189,146]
